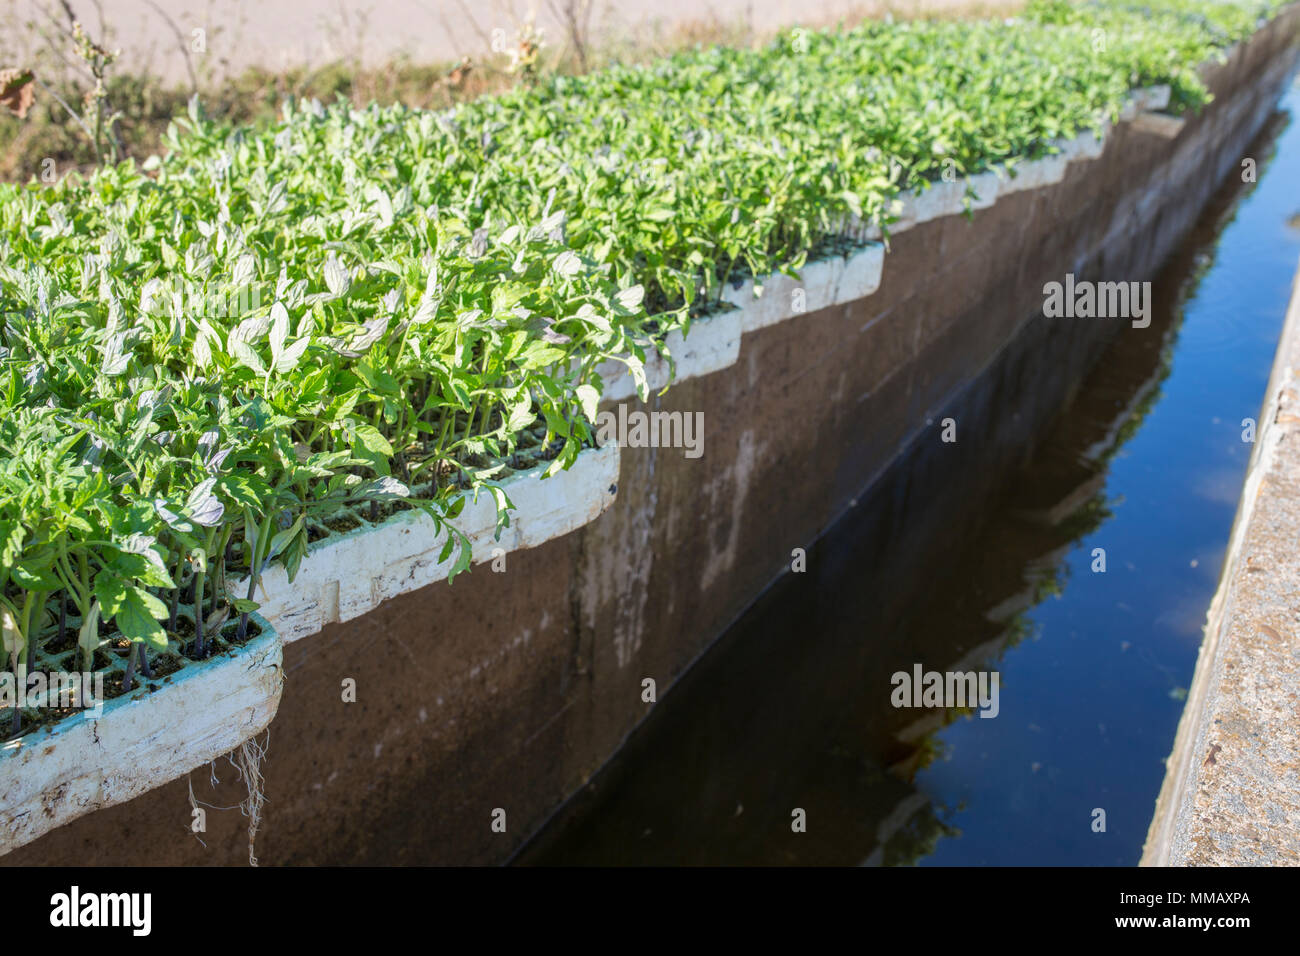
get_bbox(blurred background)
[0,0,1014,180]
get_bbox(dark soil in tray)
[322,513,363,534]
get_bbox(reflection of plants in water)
[1001,611,1037,652]
[1056,491,1116,542]
[1084,106,1291,473]
[881,800,961,867]
[1037,575,1066,605]
[1031,566,1067,603]
[890,595,1047,785]
[1079,108,1292,479]
[1093,360,1171,467]
[893,732,950,782]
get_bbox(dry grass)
[0,0,1024,183]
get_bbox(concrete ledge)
[248,442,621,644]
[0,618,282,856]
[1142,256,1300,867]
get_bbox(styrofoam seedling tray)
[1130,113,1187,139]
[593,94,1143,385]
[863,87,1183,231]
[270,428,561,546]
[153,80,1205,655]
[0,612,283,856]
[1120,84,1173,120]
[857,169,1002,240]
[598,309,743,403]
[13,602,262,713]
[996,152,1070,195]
[996,89,1184,195]
[596,83,1171,384]
[243,442,621,643]
[720,242,885,333]
[905,170,1003,225]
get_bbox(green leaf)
[269,301,289,358]
[1,604,22,657]
[506,388,535,431]
[351,424,394,475]
[193,321,217,368]
[230,337,266,376]
[614,285,645,312]
[78,600,101,656]
[110,540,175,588]
[552,251,582,277]
[101,331,132,376]
[0,521,24,568]
[232,253,256,287]
[274,337,309,374]
[11,563,63,592]
[520,344,568,369]
[323,255,352,298]
[114,586,169,650]
[94,571,132,619]
[575,384,600,422]
[185,479,225,528]
[266,515,304,562]
[358,476,410,499]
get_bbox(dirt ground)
[5,0,1019,85]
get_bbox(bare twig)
[547,0,594,71]
[142,0,200,95]
[57,0,77,31]
[31,2,93,82]
[29,74,95,141]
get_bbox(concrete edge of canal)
[1143,253,1300,866]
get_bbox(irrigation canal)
[516,78,1300,866]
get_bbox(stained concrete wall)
[6,9,1298,865]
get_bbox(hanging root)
[229,732,269,867]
